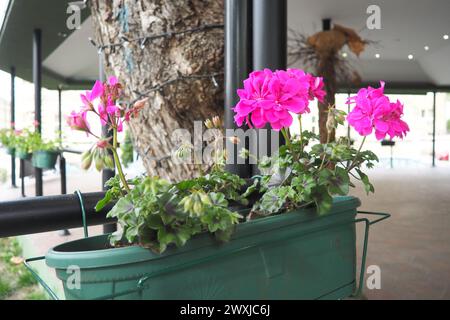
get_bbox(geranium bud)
[104,155,114,169]
[239,148,250,159]
[326,111,336,133]
[204,119,213,129]
[81,150,91,161]
[199,192,212,205]
[181,197,193,213]
[229,136,240,145]
[95,156,104,171]
[212,116,222,128]
[81,153,93,170]
[193,202,202,217]
[96,139,109,149]
[133,97,148,110]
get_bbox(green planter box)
[16,148,32,160]
[45,196,366,300]
[5,147,14,155]
[32,150,58,169]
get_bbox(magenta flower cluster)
[233,68,325,131]
[346,81,410,140]
[233,69,409,141]
[67,76,145,144]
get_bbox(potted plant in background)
[30,133,61,170]
[14,129,34,160]
[0,128,16,155]
[32,71,408,300]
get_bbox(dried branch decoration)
[288,24,373,85]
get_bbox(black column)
[58,86,67,195]
[58,86,62,140]
[253,0,287,70]
[432,91,436,167]
[224,0,252,178]
[252,0,287,175]
[33,29,43,196]
[10,66,16,188]
[99,51,117,234]
[322,18,331,31]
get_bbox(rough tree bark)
[317,55,336,143]
[90,0,224,182]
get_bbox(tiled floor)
[351,167,450,299]
[2,166,450,299]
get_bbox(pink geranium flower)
[108,76,118,86]
[97,103,109,126]
[81,80,104,111]
[306,74,326,103]
[66,111,90,132]
[373,99,410,140]
[233,69,273,128]
[233,68,325,131]
[347,81,409,140]
[69,76,144,158]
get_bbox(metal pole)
[252,0,287,70]
[58,87,66,195]
[322,18,331,31]
[224,0,252,178]
[252,0,287,175]
[347,91,351,141]
[10,66,16,188]
[0,192,114,238]
[33,29,43,196]
[57,86,70,236]
[58,86,62,140]
[20,159,25,197]
[99,51,117,234]
[432,91,436,167]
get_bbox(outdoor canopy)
[0,0,95,90]
[1,0,450,92]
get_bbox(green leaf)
[356,168,375,195]
[125,225,139,243]
[106,197,133,218]
[146,214,164,230]
[157,228,177,252]
[256,186,295,215]
[175,227,193,247]
[314,187,333,215]
[95,191,112,212]
[214,227,235,242]
[209,192,228,207]
[329,167,350,196]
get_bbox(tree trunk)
[90,0,224,182]
[317,54,337,143]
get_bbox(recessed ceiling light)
[375,53,380,59]
[342,52,348,58]
[424,45,429,51]
[408,54,414,60]
[443,34,449,40]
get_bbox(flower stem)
[319,132,330,170]
[281,128,293,156]
[111,128,131,192]
[348,136,366,172]
[298,114,304,153]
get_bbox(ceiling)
[288,0,450,91]
[0,0,93,90]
